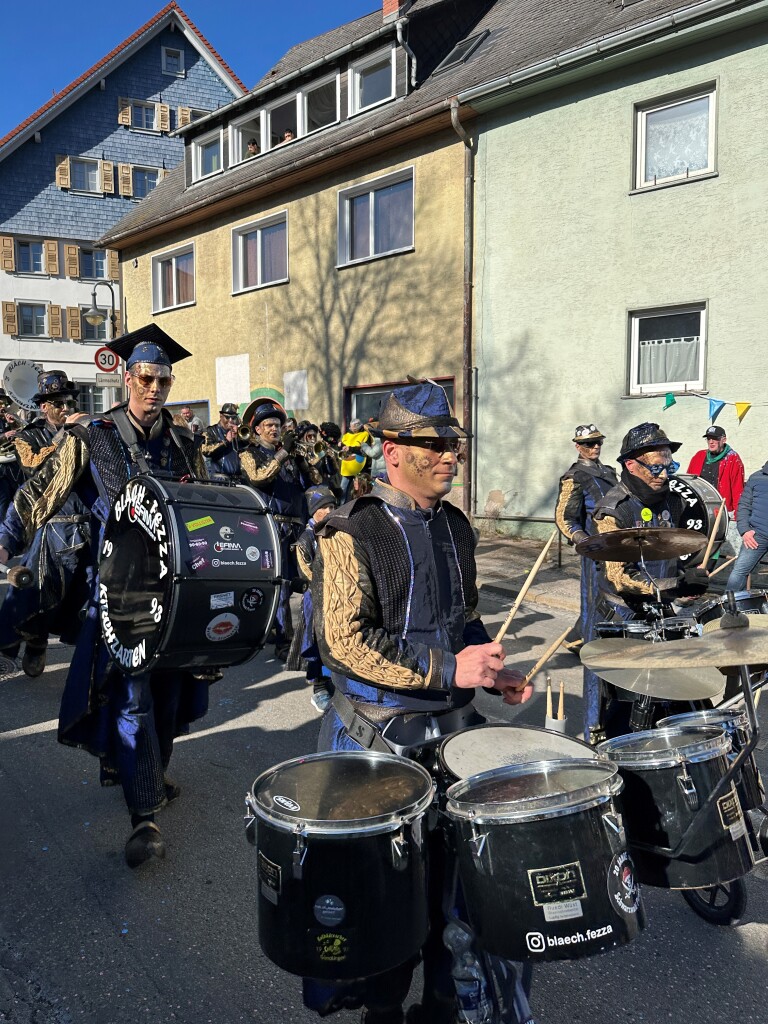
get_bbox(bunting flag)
[735,402,752,423]
[709,398,726,422]
[664,393,676,409]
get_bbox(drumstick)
[708,556,737,579]
[545,674,553,719]
[524,626,571,685]
[698,499,726,569]
[494,530,558,643]
[558,682,565,721]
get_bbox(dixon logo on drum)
[274,795,301,812]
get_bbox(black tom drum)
[696,590,768,627]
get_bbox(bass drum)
[99,477,282,674]
[668,474,727,563]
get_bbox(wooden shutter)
[118,97,132,126]
[159,167,168,181]
[101,160,114,194]
[118,163,133,197]
[157,104,170,133]
[113,309,122,336]
[66,306,82,341]
[107,249,119,281]
[48,304,63,338]
[64,244,80,278]
[55,154,70,189]
[178,107,191,127]
[2,302,18,335]
[0,236,15,272]
[44,240,59,275]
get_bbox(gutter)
[396,19,418,89]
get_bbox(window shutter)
[101,160,115,194]
[159,167,168,180]
[118,163,133,197]
[64,244,80,278]
[157,104,170,132]
[0,236,15,272]
[118,97,132,126]
[66,306,82,341]
[107,249,119,281]
[55,154,70,189]
[178,107,191,127]
[2,301,18,335]
[44,240,59,276]
[113,309,122,336]
[49,304,63,338]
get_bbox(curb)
[479,580,580,615]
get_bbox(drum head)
[656,708,748,733]
[252,751,434,833]
[598,725,729,766]
[439,724,596,782]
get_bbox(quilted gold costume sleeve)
[555,474,587,542]
[313,530,446,691]
[595,516,657,596]
[10,429,90,546]
[14,436,56,473]
[240,448,282,486]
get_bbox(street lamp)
[84,280,118,339]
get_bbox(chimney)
[383,0,413,22]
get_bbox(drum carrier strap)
[111,407,198,480]
[331,690,393,752]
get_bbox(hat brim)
[373,424,468,440]
[32,386,80,404]
[621,439,682,459]
[573,433,605,443]
[243,397,287,428]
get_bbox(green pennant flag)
[664,393,676,409]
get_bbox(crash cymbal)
[581,620,768,671]
[589,665,725,701]
[576,528,705,562]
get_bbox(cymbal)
[576,528,705,562]
[581,621,768,671]
[589,664,725,701]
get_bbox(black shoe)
[22,642,47,678]
[164,778,181,804]
[125,821,166,868]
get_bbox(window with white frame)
[338,169,414,266]
[233,214,288,292]
[303,74,339,134]
[16,240,44,274]
[629,304,706,394]
[133,167,159,199]
[131,101,156,131]
[189,109,209,123]
[193,129,223,180]
[635,87,716,189]
[77,383,110,415]
[349,47,395,115]
[265,97,298,150]
[162,46,184,76]
[229,113,263,164]
[18,303,47,336]
[81,307,107,341]
[80,249,106,279]
[152,245,195,312]
[71,158,100,193]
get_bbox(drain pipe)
[451,98,474,516]
[396,19,418,89]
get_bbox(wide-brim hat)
[32,370,80,405]
[618,422,681,461]
[371,380,466,440]
[243,397,287,429]
[572,424,605,443]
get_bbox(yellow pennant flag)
[735,402,752,423]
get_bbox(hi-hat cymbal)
[589,664,725,701]
[581,621,768,671]
[576,528,705,562]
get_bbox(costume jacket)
[555,457,618,543]
[240,442,319,523]
[735,462,768,539]
[687,447,745,514]
[201,423,242,481]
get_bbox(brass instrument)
[0,437,18,464]
[237,424,255,444]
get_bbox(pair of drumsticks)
[546,674,566,721]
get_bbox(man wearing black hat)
[687,425,745,557]
[0,388,23,525]
[201,402,243,482]
[305,381,531,1024]
[0,326,209,868]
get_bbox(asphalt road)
[1,592,766,1024]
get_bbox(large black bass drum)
[99,477,282,674]
[668,474,727,563]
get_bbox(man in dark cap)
[304,380,531,1024]
[201,401,243,482]
[687,425,745,557]
[0,388,23,526]
[0,326,209,868]
[555,424,617,738]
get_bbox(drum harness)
[110,407,198,481]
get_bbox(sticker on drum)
[210,591,235,610]
[261,551,274,570]
[185,515,214,532]
[258,851,281,904]
[188,555,210,572]
[189,536,208,552]
[241,587,265,612]
[246,546,260,562]
[717,789,747,840]
[240,518,260,535]
[607,852,641,916]
[316,933,349,963]
[205,613,240,641]
[273,795,301,812]
[314,896,346,926]
[528,861,586,907]
[219,525,235,540]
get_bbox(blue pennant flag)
[709,399,726,422]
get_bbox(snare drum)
[445,759,645,961]
[245,751,435,979]
[696,590,768,627]
[598,727,754,889]
[657,709,765,813]
[595,621,653,640]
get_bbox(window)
[133,167,159,199]
[636,88,716,189]
[16,241,44,274]
[71,158,100,193]
[349,47,395,115]
[229,114,263,164]
[193,129,223,180]
[162,46,184,76]
[189,109,209,123]
[77,383,110,415]
[338,170,414,266]
[233,215,288,292]
[18,303,46,336]
[131,101,156,131]
[303,75,339,134]
[265,97,298,150]
[629,304,706,395]
[345,379,455,426]
[434,31,490,74]
[152,245,195,312]
[80,249,106,279]
[81,307,107,341]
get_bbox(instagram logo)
[525,932,545,953]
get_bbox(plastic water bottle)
[444,920,493,1023]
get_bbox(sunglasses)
[579,440,603,448]
[222,414,239,421]
[635,458,680,478]
[400,438,466,459]
[132,373,174,389]
[46,398,77,409]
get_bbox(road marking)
[0,718,58,740]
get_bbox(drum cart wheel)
[680,878,747,926]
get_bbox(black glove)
[571,530,589,546]
[281,430,296,453]
[683,565,709,586]
[289,576,308,594]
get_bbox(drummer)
[0,325,212,869]
[306,379,531,1024]
[589,422,709,737]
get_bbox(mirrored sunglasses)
[400,437,466,460]
[636,458,679,478]
[133,373,174,389]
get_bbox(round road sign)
[94,347,120,372]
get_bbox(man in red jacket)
[687,425,745,555]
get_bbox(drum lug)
[244,793,257,846]
[391,823,409,870]
[676,764,699,812]
[292,829,307,879]
[468,820,490,874]
[601,811,626,848]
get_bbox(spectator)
[246,138,260,158]
[687,425,745,556]
[180,405,203,434]
[725,460,768,592]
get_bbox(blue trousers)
[725,534,768,593]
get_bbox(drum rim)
[444,756,621,823]
[598,725,730,766]
[250,750,435,834]
[438,722,597,778]
[656,708,748,732]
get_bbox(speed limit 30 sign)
[94,347,120,373]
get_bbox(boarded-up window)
[2,301,18,335]
[157,103,170,132]
[55,154,70,189]
[0,236,15,272]
[66,306,82,341]
[44,240,59,276]
[118,97,131,126]
[108,249,119,281]
[49,304,63,338]
[101,161,114,194]
[118,164,133,197]
[178,107,191,127]
[64,245,80,278]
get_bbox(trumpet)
[293,439,327,464]
[237,424,256,444]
